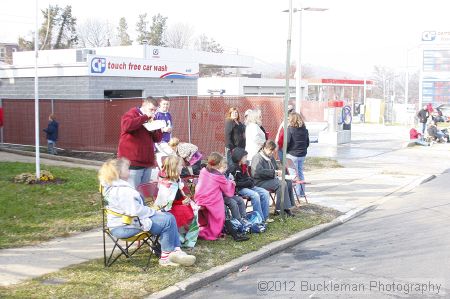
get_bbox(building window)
[104,90,143,99]
[0,47,5,60]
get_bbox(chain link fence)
[0,96,327,155]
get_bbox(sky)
[1,0,449,77]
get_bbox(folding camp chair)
[285,158,308,204]
[137,181,159,205]
[243,195,252,209]
[101,186,161,270]
[181,176,199,197]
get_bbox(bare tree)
[371,65,396,100]
[195,34,224,53]
[194,34,225,76]
[165,23,194,49]
[77,19,115,48]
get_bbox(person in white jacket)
[245,109,266,164]
[99,158,196,267]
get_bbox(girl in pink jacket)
[194,153,235,240]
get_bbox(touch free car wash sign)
[87,55,199,79]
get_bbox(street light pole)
[289,7,328,114]
[280,0,294,218]
[34,0,40,179]
[296,8,303,114]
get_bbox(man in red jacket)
[117,97,162,188]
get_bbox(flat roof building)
[0,45,253,99]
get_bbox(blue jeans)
[238,186,270,220]
[128,167,152,189]
[287,154,306,196]
[421,122,427,134]
[111,212,180,252]
[148,212,180,252]
[47,140,57,155]
[436,131,445,139]
[278,149,283,162]
[411,139,429,146]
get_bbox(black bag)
[223,205,249,242]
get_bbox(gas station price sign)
[423,50,450,72]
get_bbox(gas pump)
[318,101,352,144]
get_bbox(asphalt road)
[185,171,450,299]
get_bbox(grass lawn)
[0,157,340,249]
[304,157,342,171]
[0,204,340,299]
[0,162,100,249]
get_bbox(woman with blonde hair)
[245,109,266,163]
[224,107,246,163]
[99,157,196,267]
[286,112,310,196]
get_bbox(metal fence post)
[51,99,54,114]
[187,96,192,143]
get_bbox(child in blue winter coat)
[43,114,59,155]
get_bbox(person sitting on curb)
[409,128,430,147]
[427,121,447,143]
[99,157,196,267]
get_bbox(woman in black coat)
[224,107,246,163]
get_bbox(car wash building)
[0,45,253,99]
[0,45,252,151]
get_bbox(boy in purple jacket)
[155,97,173,143]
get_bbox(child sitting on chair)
[155,155,199,249]
[227,147,272,223]
[194,152,235,240]
[99,158,196,267]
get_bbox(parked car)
[436,104,450,122]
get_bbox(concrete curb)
[0,147,103,167]
[148,205,373,299]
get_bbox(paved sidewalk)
[0,150,100,170]
[0,230,104,286]
[1,124,450,287]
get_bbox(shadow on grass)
[0,204,339,299]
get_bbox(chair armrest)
[105,208,138,225]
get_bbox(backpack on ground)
[246,211,266,233]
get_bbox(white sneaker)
[159,259,179,267]
[265,218,274,223]
[169,251,196,266]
